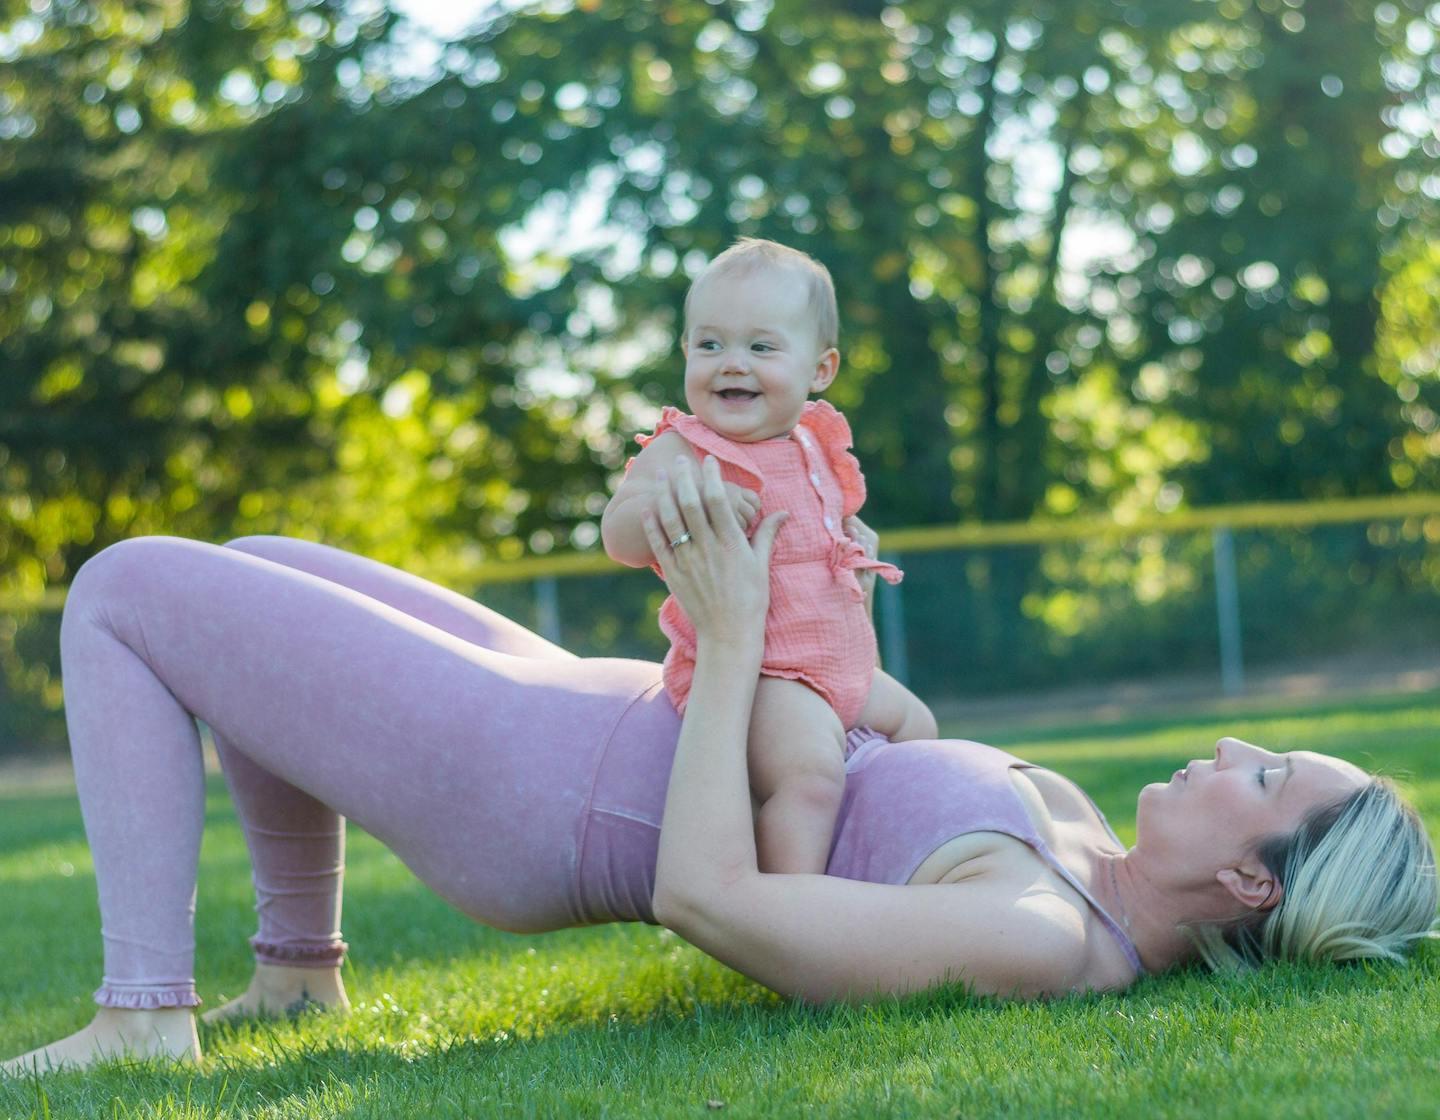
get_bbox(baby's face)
[682,266,837,442]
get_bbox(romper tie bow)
[830,536,903,601]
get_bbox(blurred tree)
[1,0,1436,749]
[0,0,391,743]
[1065,0,1440,505]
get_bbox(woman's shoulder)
[923,857,1108,997]
[1016,765,1125,846]
[930,837,1137,995]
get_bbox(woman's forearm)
[652,633,766,923]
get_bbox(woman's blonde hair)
[682,237,840,349]
[1190,778,1439,971]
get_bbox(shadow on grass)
[2,947,1436,1120]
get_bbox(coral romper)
[634,401,903,727]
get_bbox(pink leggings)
[59,535,681,1009]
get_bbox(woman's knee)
[66,537,186,613]
[61,537,195,651]
[222,534,291,559]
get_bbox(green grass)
[2,691,1439,1118]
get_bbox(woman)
[3,457,1436,1074]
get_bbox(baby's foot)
[202,963,350,1025]
[1,1008,201,1076]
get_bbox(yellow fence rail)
[3,491,1439,611]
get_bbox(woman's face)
[1135,737,1367,879]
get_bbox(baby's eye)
[751,342,775,353]
[697,338,720,351]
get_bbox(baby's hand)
[724,482,761,534]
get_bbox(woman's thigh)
[67,536,665,930]
[221,535,576,662]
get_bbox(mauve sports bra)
[828,730,1145,976]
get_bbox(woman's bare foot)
[201,963,350,1025]
[1,1008,201,1076]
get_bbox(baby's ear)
[809,347,840,392]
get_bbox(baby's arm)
[602,432,759,567]
[602,431,698,567]
[857,669,939,742]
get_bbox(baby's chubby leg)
[748,677,848,875]
[856,669,939,743]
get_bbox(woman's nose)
[1216,736,1265,765]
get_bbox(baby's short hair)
[683,237,839,350]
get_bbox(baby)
[602,238,938,874]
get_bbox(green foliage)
[1,0,1437,748]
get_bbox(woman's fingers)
[699,457,744,544]
[641,506,674,564]
[647,455,778,641]
[843,514,878,557]
[670,456,711,540]
[653,466,690,548]
[654,456,723,563]
[750,510,789,566]
[654,454,776,569]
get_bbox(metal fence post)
[534,576,562,646]
[1211,525,1245,697]
[877,551,909,687]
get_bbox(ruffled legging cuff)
[93,980,202,1009]
[250,936,349,967]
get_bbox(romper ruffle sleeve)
[631,406,764,496]
[797,401,903,596]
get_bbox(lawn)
[1,691,1437,1119]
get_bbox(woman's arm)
[646,458,1084,1002]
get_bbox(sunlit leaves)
[2,0,1437,748]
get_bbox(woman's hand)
[642,456,787,646]
[844,514,880,599]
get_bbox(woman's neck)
[1091,850,1204,974]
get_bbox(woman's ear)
[1216,862,1282,912]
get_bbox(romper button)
[799,432,810,446]
[810,472,821,486]
[824,515,835,530]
